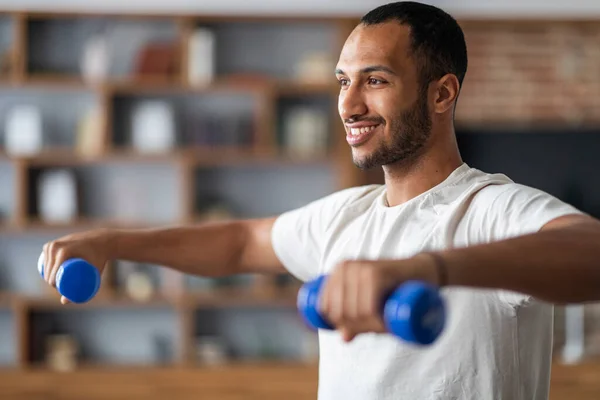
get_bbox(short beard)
[353,86,432,170]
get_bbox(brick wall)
[455,21,600,126]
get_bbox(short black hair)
[360,1,468,90]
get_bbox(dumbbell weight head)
[297,275,334,330]
[382,281,446,345]
[37,252,101,304]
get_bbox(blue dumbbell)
[37,253,101,304]
[297,275,446,345]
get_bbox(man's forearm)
[108,218,278,277]
[438,218,600,303]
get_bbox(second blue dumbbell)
[297,275,446,345]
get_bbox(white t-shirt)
[271,163,582,400]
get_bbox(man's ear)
[432,74,460,114]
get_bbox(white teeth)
[350,125,377,136]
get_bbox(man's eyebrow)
[335,65,397,76]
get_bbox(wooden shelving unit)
[0,9,361,372]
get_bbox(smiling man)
[39,2,600,400]
[336,22,435,171]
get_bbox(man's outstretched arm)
[41,217,287,294]
[439,213,600,304]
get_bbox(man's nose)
[338,85,367,122]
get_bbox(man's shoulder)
[451,167,577,222]
[471,179,555,206]
[462,167,548,203]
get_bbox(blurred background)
[0,0,599,398]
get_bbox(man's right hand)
[42,228,114,303]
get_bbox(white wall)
[1,0,600,18]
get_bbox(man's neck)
[382,147,463,207]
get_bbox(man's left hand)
[317,255,439,342]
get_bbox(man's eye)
[368,78,384,85]
[338,78,349,86]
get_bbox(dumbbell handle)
[297,275,445,345]
[38,253,101,304]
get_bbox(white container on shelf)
[188,27,215,86]
[131,100,176,154]
[37,169,78,223]
[4,105,43,156]
[80,34,110,85]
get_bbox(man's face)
[336,22,432,170]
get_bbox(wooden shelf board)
[13,75,269,93]
[188,147,333,167]
[1,148,187,166]
[95,149,187,164]
[23,73,88,88]
[110,77,336,96]
[7,148,101,166]
[1,148,83,163]
[1,147,333,167]
[23,361,183,375]
[9,147,250,166]
[187,146,266,166]
[12,359,317,374]
[0,286,301,310]
[108,79,186,94]
[109,76,269,94]
[1,75,172,91]
[23,293,179,310]
[5,73,336,96]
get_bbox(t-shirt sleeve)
[271,186,376,282]
[480,183,584,241]
[472,183,585,306]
